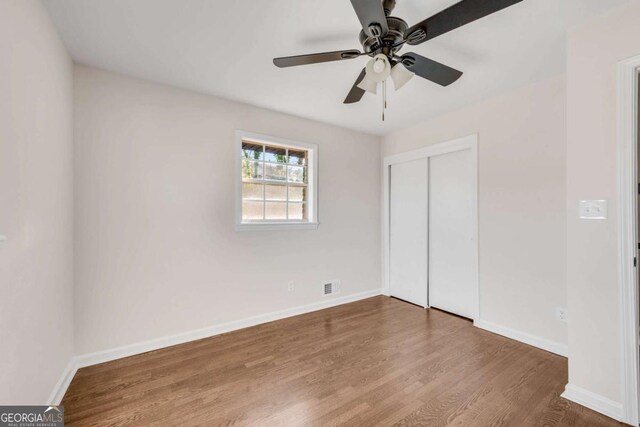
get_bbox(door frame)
[617,54,640,426]
[382,134,479,320]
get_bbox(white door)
[389,158,429,307]
[428,149,477,319]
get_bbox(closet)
[386,136,478,319]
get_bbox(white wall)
[565,1,640,406]
[0,0,75,404]
[73,65,382,354]
[382,75,567,348]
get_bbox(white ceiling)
[42,0,629,135]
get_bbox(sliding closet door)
[389,158,428,307]
[428,149,477,319]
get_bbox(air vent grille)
[324,283,332,295]
[323,281,340,296]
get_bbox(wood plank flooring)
[62,296,622,426]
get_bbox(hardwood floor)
[62,296,622,426]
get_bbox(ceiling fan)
[273,0,523,117]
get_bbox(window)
[236,131,318,231]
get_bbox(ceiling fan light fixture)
[365,54,391,83]
[390,63,414,90]
[357,75,378,94]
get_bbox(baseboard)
[49,289,382,402]
[47,358,79,405]
[561,384,623,421]
[75,289,383,370]
[474,319,568,357]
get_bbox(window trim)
[235,131,319,231]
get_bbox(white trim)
[617,54,640,426]
[561,384,623,422]
[382,134,480,320]
[474,319,568,357]
[382,160,390,298]
[384,135,479,166]
[47,358,78,405]
[235,221,319,232]
[235,131,319,231]
[74,289,382,369]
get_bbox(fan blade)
[402,53,463,87]
[273,49,361,68]
[350,0,389,38]
[344,69,367,104]
[405,0,523,45]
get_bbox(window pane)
[288,185,306,202]
[242,183,264,200]
[242,142,264,161]
[288,203,306,220]
[239,138,314,226]
[265,184,287,201]
[264,163,287,181]
[242,201,264,220]
[264,145,287,163]
[288,149,307,166]
[265,202,287,220]
[242,160,263,180]
[288,166,306,183]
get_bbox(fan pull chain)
[382,80,387,121]
[385,79,388,109]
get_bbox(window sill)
[235,222,319,232]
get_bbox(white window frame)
[235,131,319,231]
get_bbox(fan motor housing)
[359,16,408,57]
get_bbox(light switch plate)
[579,200,607,220]
[0,235,6,242]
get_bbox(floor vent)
[323,281,340,296]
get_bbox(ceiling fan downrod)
[382,0,396,16]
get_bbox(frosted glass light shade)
[357,75,378,94]
[390,63,414,90]
[365,54,391,83]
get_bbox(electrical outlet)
[579,200,607,219]
[287,281,295,292]
[556,307,568,323]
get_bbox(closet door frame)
[382,134,479,319]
